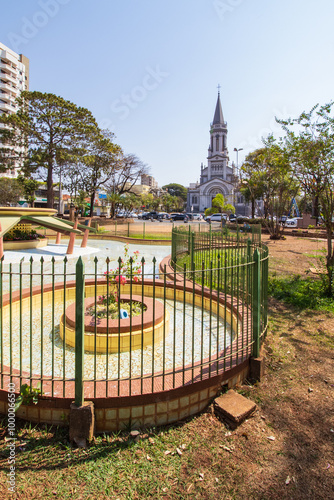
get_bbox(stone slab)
[214,390,256,428]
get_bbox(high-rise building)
[141,174,158,189]
[0,42,29,178]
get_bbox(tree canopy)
[278,102,334,293]
[162,183,187,201]
[0,91,101,208]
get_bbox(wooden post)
[81,218,92,248]
[67,218,78,255]
[55,232,61,245]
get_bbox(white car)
[206,213,227,223]
[285,218,297,226]
[192,213,203,221]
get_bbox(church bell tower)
[207,88,229,181]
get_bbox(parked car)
[206,213,227,223]
[137,212,147,219]
[141,211,159,220]
[192,213,203,221]
[285,218,298,226]
[170,213,189,222]
[157,212,170,220]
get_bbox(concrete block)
[69,401,95,447]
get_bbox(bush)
[3,229,43,241]
[247,218,266,226]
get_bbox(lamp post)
[233,147,243,178]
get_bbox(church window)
[192,196,198,204]
[223,135,226,150]
[216,135,219,151]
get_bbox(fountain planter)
[4,238,48,251]
[60,294,169,353]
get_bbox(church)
[186,92,246,215]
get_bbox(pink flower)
[115,275,127,285]
[133,276,139,283]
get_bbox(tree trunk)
[312,195,320,225]
[251,198,255,219]
[326,227,334,296]
[47,162,54,208]
[89,191,95,218]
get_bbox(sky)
[1,0,334,187]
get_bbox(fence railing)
[0,230,268,403]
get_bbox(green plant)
[15,384,42,411]
[308,224,315,229]
[268,275,334,312]
[92,245,143,319]
[97,226,108,233]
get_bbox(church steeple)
[212,91,224,125]
[207,88,229,181]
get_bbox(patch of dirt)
[262,234,327,277]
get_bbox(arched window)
[216,135,219,151]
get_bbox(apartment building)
[0,42,29,178]
[141,174,158,190]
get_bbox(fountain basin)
[60,294,169,353]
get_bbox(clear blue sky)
[2,0,334,187]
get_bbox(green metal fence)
[0,230,268,403]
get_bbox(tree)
[107,192,122,219]
[0,178,23,206]
[0,91,99,208]
[105,153,148,199]
[73,129,122,218]
[277,104,334,224]
[204,193,235,218]
[16,175,39,207]
[240,151,267,218]
[162,183,187,201]
[278,103,334,293]
[241,138,298,239]
[160,192,178,212]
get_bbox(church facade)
[186,93,244,214]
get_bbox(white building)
[0,42,29,178]
[187,92,251,215]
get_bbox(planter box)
[4,238,48,250]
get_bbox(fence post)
[190,231,195,269]
[75,256,85,407]
[252,248,261,358]
[127,222,130,237]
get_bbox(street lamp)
[233,147,243,177]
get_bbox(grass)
[268,274,334,313]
